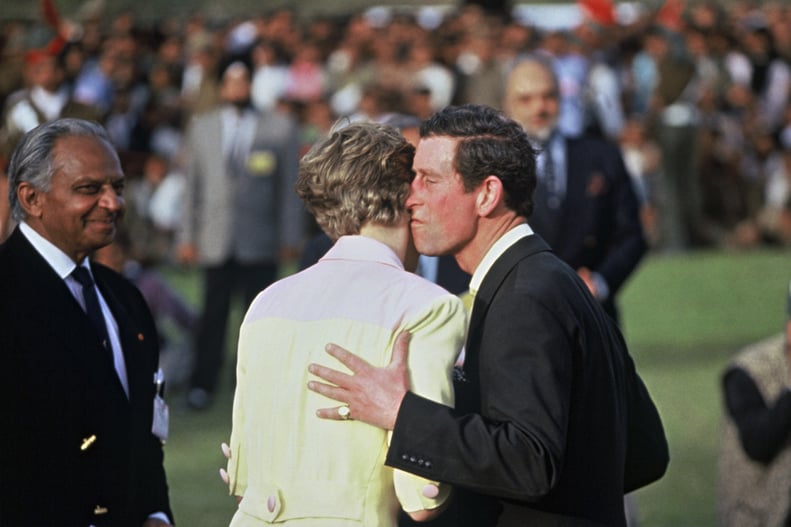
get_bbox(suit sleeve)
[277,116,305,251]
[595,142,647,296]
[227,321,250,497]
[177,116,202,248]
[623,353,669,492]
[391,294,467,513]
[120,277,174,522]
[722,366,791,464]
[387,288,572,501]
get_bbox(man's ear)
[475,175,503,217]
[16,182,44,218]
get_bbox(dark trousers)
[189,258,277,393]
[656,123,706,249]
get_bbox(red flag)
[25,0,65,64]
[578,0,616,26]
[41,0,61,30]
[656,0,686,31]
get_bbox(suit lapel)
[7,230,129,403]
[564,139,587,207]
[534,138,584,248]
[93,267,149,404]
[459,234,552,405]
[467,234,553,344]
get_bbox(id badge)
[152,394,169,443]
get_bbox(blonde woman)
[225,122,467,526]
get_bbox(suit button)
[81,434,97,451]
[418,459,425,465]
[401,454,409,461]
[409,456,417,463]
[424,461,432,468]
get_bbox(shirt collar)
[320,235,404,270]
[19,221,89,279]
[469,223,534,294]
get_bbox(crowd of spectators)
[2,0,791,259]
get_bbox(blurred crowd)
[2,0,791,260]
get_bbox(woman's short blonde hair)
[296,121,415,239]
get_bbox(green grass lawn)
[621,248,790,527]
[160,247,791,527]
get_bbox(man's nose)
[406,183,419,210]
[100,186,124,211]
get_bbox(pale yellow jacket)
[227,236,467,526]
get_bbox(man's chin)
[528,127,553,143]
[414,244,438,257]
[414,242,444,258]
[86,223,117,244]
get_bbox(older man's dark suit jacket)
[0,228,172,526]
[530,136,647,322]
[388,234,668,527]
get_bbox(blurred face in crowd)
[26,54,63,92]
[20,135,125,263]
[407,135,480,265]
[503,60,559,142]
[400,126,420,148]
[220,62,252,107]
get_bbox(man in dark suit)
[0,118,173,526]
[503,55,646,323]
[307,104,668,526]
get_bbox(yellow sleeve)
[227,323,250,497]
[392,294,467,512]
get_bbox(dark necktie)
[72,266,111,350]
[533,140,563,245]
[542,142,561,211]
[226,112,248,178]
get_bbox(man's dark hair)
[420,104,537,218]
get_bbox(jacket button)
[409,456,417,463]
[81,435,97,451]
[424,461,432,468]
